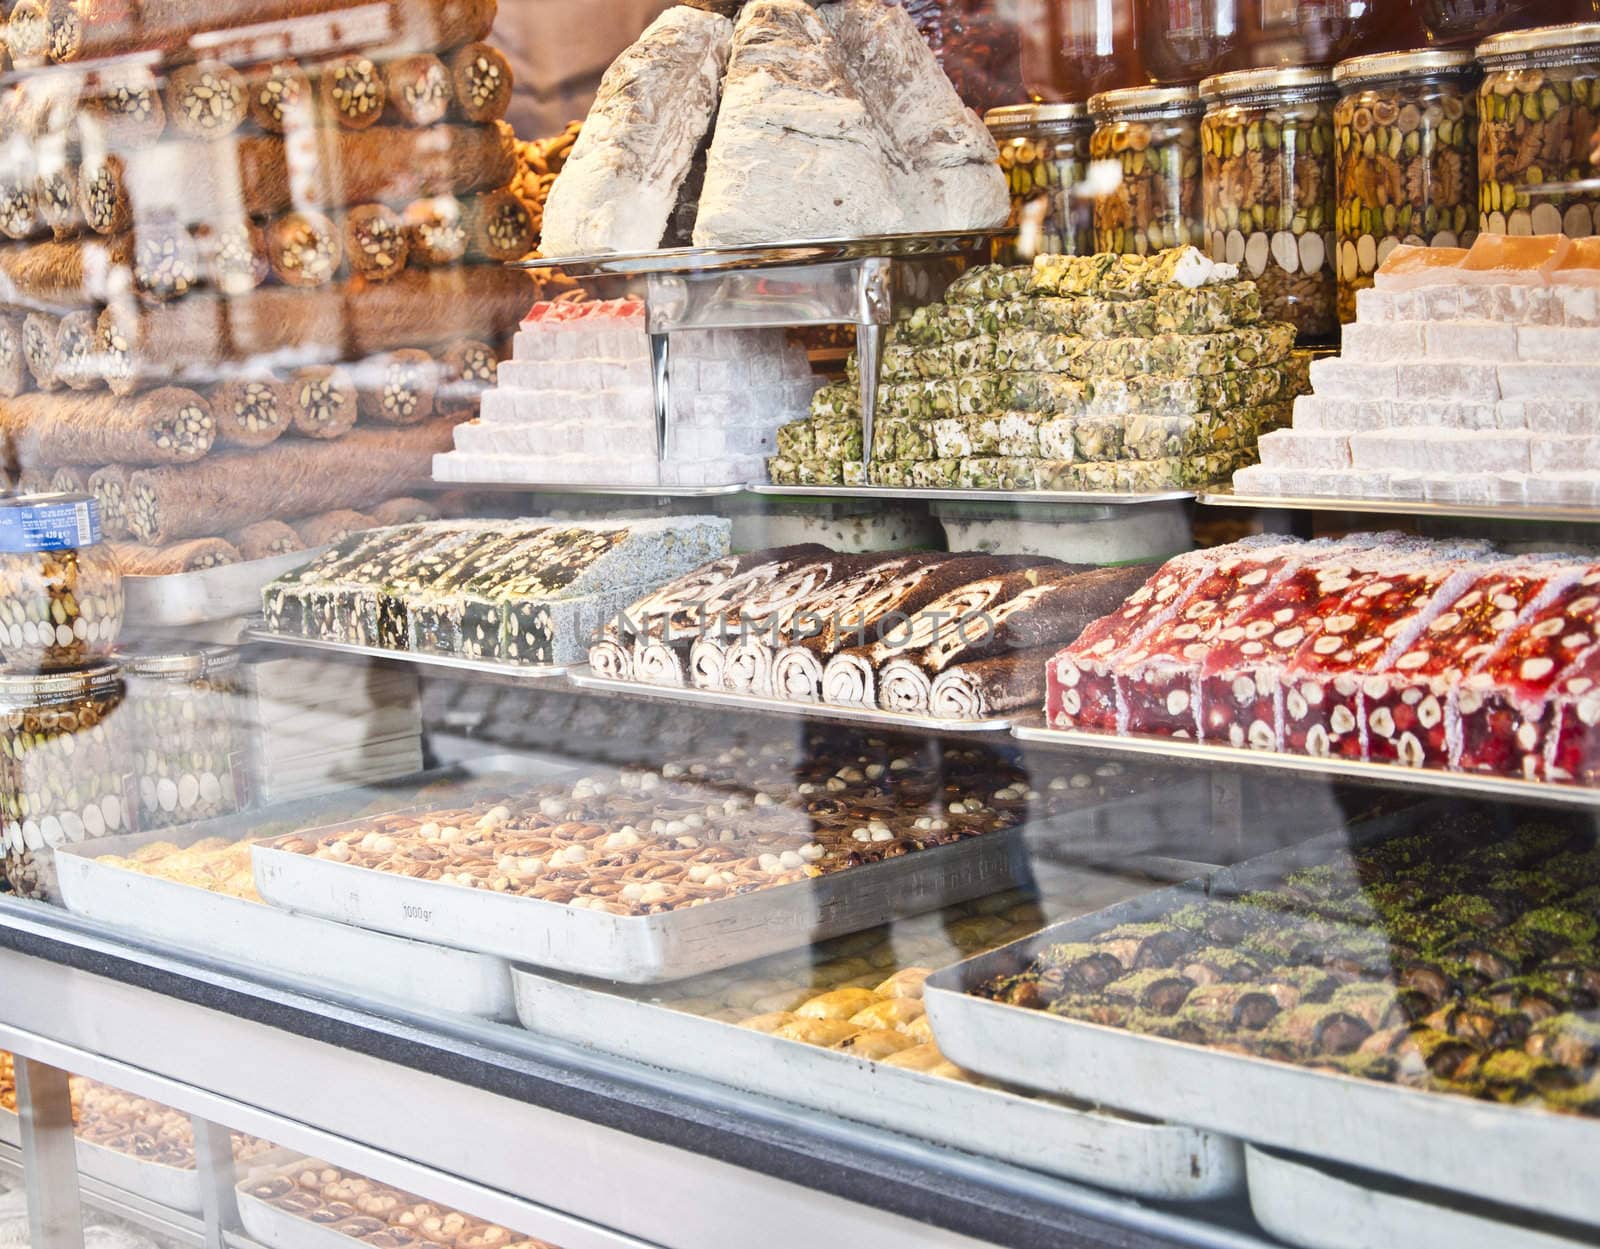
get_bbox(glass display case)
[2,3,1600,1249]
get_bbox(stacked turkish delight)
[262,516,730,666]
[590,546,1151,721]
[1236,235,1600,507]
[768,247,1309,492]
[1047,533,1600,786]
[435,299,817,488]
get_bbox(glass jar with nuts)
[1088,85,1204,257]
[0,662,131,900]
[1476,22,1600,239]
[124,644,247,831]
[0,494,123,674]
[1332,48,1480,322]
[1201,66,1340,342]
[985,101,1093,260]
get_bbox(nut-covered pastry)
[165,62,247,139]
[321,55,386,130]
[267,210,342,288]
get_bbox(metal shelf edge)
[1199,485,1600,525]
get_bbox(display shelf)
[567,666,1015,733]
[124,549,326,629]
[748,484,1195,506]
[1010,714,1600,810]
[243,629,569,683]
[1198,484,1600,525]
[0,1143,222,1249]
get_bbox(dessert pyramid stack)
[435,299,816,487]
[769,247,1309,493]
[1236,235,1600,507]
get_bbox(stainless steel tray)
[53,753,577,1020]
[748,483,1195,506]
[1199,484,1600,526]
[124,548,325,628]
[254,823,1030,984]
[1010,714,1600,810]
[511,964,1243,1201]
[243,629,569,683]
[1245,1146,1600,1249]
[566,666,1014,734]
[515,229,1014,277]
[922,824,1600,1226]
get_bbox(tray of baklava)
[511,863,1243,1201]
[249,732,1172,984]
[923,804,1600,1228]
[55,756,578,1021]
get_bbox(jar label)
[0,498,100,552]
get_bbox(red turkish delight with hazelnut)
[1279,563,1480,761]
[1456,568,1600,778]
[1117,542,1307,741]
[1362,563,1580,770]
[1543,642,1600,785]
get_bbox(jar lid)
[1088,85,1201,117]
[1478,21,1600,62]
[1199,65,1335,100]
[0,660,121,703]
[1332,47,1478,86]
[123,642,239,680]
[984,101,1088,127]
[0,493,101,555]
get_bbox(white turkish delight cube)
[931,417,975,459]
[1518,325,1600,363]
[1424,322,1519,363]
[1420,475,1495,505]
[1349,429,1530,474]
[1556,286,1600,327]
[1404,362,1503,401]
[1257,429,1351,470]
[1404,400,1501,431]
[1530,436,1600,473]
[1308,357,1398,399]
[1039,415,1077,461]
[1499,363,1600,399]
[1291,395,1391,433]
[1230,463,1287,495]
[1415,286,1463,322]
[1354,287,1404,322]
[1342,321,1425,363]
[1525,474,1600,506]
[1519,400,1600,435]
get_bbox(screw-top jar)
[986,101,1094,259]
[1201,66,1340,341]
[1019,0,1144,104]
[1477,22,1600,238]
[1250,0,1427,69]
[0,493,123,674]
[1139,0,1251,84]
[1332,48,1480,322]
[1089,85,1205,256]
[0,661,131,900]
[123,644,247,830]
[1424,0,1598,48]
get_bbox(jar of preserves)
[1089,86,1205,255]
[1201,66,1339,340]
[1332,48,1480,321]
[1424,0,1598,48]
[1249,0,1426,69]
[986,102,1094,258]
[0,662,131,900]
[124,644,247,830]
[1139,0,1251,84]
[1477,22,1600,239]
[0,493,123,674]
[1019,0,1143,104]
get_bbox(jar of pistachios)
[0,494,123,674]
[1201,67,1340,342]
[985,101,1094,260]
[1477,22,1600,238]
[123,644,246,830]
[1332,49,1480,321]
[1088,85,1204,256]
[0,662,131,900]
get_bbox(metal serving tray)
[747,483,1195,506]
[53,754,578,1020]
[1199,484,1600,527]
[1245,1146,1600,1249]
[254,823,1031,984]
[922,826,1600,1226]
[566,666,1014,734]
[243,629,569,683]
[511,962,1243,1201]
[124,548,325,628]
[1010,715,1600,811]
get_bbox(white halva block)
[1309,357,1398,399]
[1256,429,1352,470]
[1349,428,1530,474]
[1290,395,1391,432]
[1424,321,1519,362]
[1499,364,1600,399]
[1518,399,1600,435]
[1402,362,1502,401]
[1341,321,1425,362]
[1556,286,1600,327]
[1517,325,1600,363]
[1530,436,1600,472]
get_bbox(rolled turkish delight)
[1456,569,1600,779]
